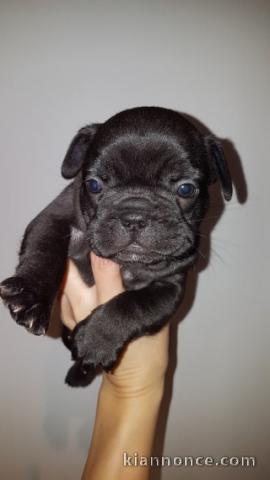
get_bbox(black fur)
[0,106,232,386]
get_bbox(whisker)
[197,248,207,260]
[190,214,221,223]
[210,246,226,265]
[197,232,208,238]
[211,236,240,248]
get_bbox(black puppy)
[0,107,232,386]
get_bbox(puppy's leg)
[67,278,183,383]
[0,184,74,335]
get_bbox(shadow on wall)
[45,114,247,480]
[28,465,40,480]
[150,114,247,480]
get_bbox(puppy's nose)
[120,212,148,230]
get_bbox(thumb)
[90,252,124,304]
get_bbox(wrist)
[102,370,166,401]
[82,376,164,480]
[99,374,165,452]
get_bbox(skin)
[59,252,169,480]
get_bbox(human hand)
[59,252,169,395]
[59,253,169,479]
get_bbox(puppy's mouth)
[92,237,194,265]
[116,242,154,263]
[113,241,182,264]
[122,242,144,253]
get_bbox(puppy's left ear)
[205,135,233,201]
[61,123,100,179]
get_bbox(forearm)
[82,375,165,480]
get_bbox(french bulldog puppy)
[0,107,232,386]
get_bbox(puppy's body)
[0,107,232,386]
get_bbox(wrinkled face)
[62,107,232,275]
[80,134,209,267]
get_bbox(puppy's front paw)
[0,276,50,335]
[65,361,97,387]
[71,306,123,371]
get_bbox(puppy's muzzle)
[118,195,153,231]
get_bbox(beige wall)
[0,1,269,479]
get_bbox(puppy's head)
[62,107,232,268]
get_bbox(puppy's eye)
[86,178,103,193]
[177,182,196,198]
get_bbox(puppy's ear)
[61,123,99,179]
[205,135,232,201]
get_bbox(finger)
[59,293,77,330]
[90,252,124,304]
[61,260,98,321]
[62,260,93,298]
